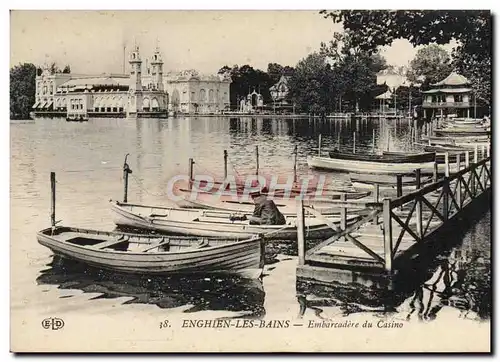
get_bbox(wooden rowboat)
[434,128,490,137]
[110,201,359,240]
[37,226,265,279]
[307,156,436,175]
[328,150,436,163]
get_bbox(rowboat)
[434,128,490,137]
[328,150,436,163]
[37,225,265,279]
[175,188,371,214]
[349,172,433,191]
[383,150,468,164]
[111,201,359,240]
[176,191,372,215]
[307,155,436,175]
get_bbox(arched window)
[143,97,151,111]
[199,89,206,103]
[151,98,159,110]
[208,89,214,103]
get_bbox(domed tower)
[150,47,164,92]
[128,45,143,116]
[129,45,142,93]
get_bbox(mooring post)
[188,157,194,190]
[255,146,259,176]
[296,199,306,266]
[465,151,470,168]
[433,161,438,183]
[340,193,347,242]
[413,118,418,143]
[353,132,356,154]
[456,154,462,208]
[373,183,379,225]
[415,169,422,239]
[293,145,298,184]
[123,154,132,203]
[444,152,450,177]
[223,150,228,179]
[481,144,486,160]
[474,145,478,164]
[318,134,322,156]
[396,174,403,198]
[443,177,449,220]
[383,198,393,273]
[50,171,56,227]
[337,132,341,148]
[487,144,491,158]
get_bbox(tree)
[407,44,453,87]
[288,53,335,115]
[63,65,71,73]
[10,63,37,119]
[319,10,492,104]
[320,32,388,112]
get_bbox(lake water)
[10,116,491,330]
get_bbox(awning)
[422,88,472,94]
[32,101,40,109]
[46,101,54,111]
[39,102,47,109]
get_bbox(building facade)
[32,46,231,119]
[421,72,473,119]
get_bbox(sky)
[10,10,456,75]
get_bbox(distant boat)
[66,115,88,122]
[110,201,359,240]
[328,150,436,164]
[307,156,436,175]
[37,225,265,279]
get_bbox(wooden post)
[474,145,478,163]
[318,134,322,156]
[433,161,438,183]
[340,193,347,241]
[383,198,393,273]
[223,150,228,179]
[396,175,403,198]
[444,152,450,177]
[372,129,376,151]
[443,178,449,220]
[456,154,462,208]
[188,158,194,190]
[337,131,341,148]
[353,132,356,154]
[296,199,306,266]
[465,151,470,168]
[50,172,56,227]
[415,169,422,239]
[373,183,380,225]
[123,154,132,203]
[487,145,491,158]
[293,145,298,184]
[481,144,486,160]
[413,118,418,143]
[255,145,259,176]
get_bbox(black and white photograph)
[8,8,492,352]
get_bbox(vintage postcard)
[9,9,491,352]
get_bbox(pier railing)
[296,155,491,275]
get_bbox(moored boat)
[328,150,436,163]
[110,201,359,240]
[37,226,265,279]
[307,155,436,175]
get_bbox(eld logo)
[41,317,65,330]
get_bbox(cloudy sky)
[10,10,455,75]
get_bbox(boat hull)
[37,226,265,279]
[307,156,436,174]
[110,201,354,241]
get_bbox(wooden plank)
[383,199,393,272]
[297,200,305,266]
[391,201,418,254]
[305,210,380,256]
[391,209,420,248]
[93,236,129,250]
[138,237,170,252]
[305,207,384,263]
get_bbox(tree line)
[10,62,71,119]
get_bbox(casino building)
[32,46,231,119]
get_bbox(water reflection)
[297,210,491,321]
[36,256,266,318]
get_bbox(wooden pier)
[296,151,491,288]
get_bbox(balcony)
[422,101,470,108]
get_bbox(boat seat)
[137,237,170,252]
[93,235,130,250]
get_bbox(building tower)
[128,45,143,116]
[150,47,164,92]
